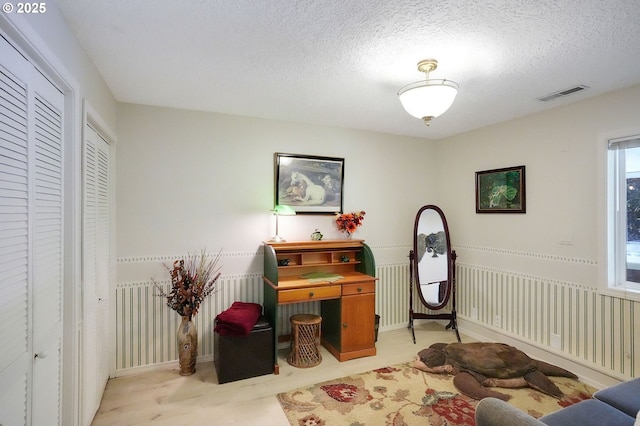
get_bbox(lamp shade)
[269,204,296,242]
[398,79,458,121]
[273,204,296,216]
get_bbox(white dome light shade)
[397,59,458,126]
[398,79,458,122]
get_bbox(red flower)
[335,211,366,234]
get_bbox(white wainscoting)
[456,263,639,380]
[114,262,428,374]
[114,259,638,380]
[115,274,262,373]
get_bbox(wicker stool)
[287,314,322,368]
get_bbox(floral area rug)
[276,362,594,426]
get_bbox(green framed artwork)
[475,165,526,213]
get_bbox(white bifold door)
[81,124,111,425]
[0,35,65,425]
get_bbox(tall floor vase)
[177,315,198,376]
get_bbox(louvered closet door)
[31,65,64,426]
[82,125,110,425]
[0,35,32,426]
[0,35,64,426]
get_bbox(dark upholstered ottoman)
[214,316,273,384]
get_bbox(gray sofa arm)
[475,397,546,426]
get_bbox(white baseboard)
[379,323,409,333]
[113,319,629,391]
[113,355,214,378]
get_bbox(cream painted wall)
[437,85,640,286]
[116,102,436,273]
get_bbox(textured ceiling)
[54,0,640,139]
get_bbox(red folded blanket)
[214,302,262,336]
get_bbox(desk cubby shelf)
[276,251,360,267]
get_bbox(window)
[608,135,640,293]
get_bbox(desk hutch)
[263,239,377,374]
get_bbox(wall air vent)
[537,85,589,102]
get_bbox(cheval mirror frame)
[409,205,461,343]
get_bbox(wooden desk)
[263,240,377,374]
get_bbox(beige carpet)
[277,362,594,426]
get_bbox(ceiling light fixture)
[397,59,458,126]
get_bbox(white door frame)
[81,102,117,424]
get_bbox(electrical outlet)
[551,333,561,349]
[559,231,573,245]
[494,315,501,328]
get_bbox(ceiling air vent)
[537,85,589,102]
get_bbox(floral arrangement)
[154,249,222,319]
[335,210,366,234]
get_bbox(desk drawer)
[342,281,375,296]
[278,285,341,303]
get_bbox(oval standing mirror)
[409,205,460,343]
[414,205,452,310]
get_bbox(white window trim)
[598,128,640,302]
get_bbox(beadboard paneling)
[457,263,638,379]
[114,257,638,379]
